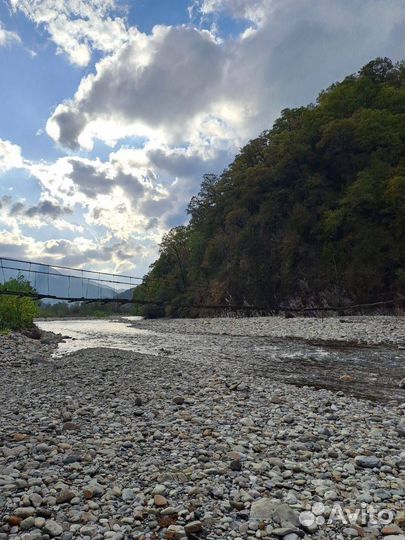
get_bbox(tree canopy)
[134,58,405,316]
[0,275,39,330]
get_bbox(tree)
[0,275,39,330]
[134,58,405,316]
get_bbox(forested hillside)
[134,58,405,316]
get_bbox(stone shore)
[1,321,405,540]
[129,316,405,347]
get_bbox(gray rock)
[185,521,203,534]
[15,507,36,518]
[20,516,35,530]
[122,488,135,501]
[272,503,300,528]
[43,520,64,537]
[354,455,381,468]
[397,419,405,436]
[250,498,275,520]
[56,489,75,504]
[167,525,186,539]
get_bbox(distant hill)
[133,58,405,316]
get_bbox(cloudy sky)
[0,0,403,276]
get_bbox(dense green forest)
[134,58,405,317]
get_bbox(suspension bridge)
[0,257,143,305]
[0,256,400,313]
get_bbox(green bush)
[0,275,39,330]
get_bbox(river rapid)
[36,316,405,404]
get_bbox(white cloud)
[0,195,80,232]
[0,23,21,46]
[9,0,130,66]
[27,150,172,243]
[0,228,148,273]
[46,25,230,150]
[2,0,403,276]
[0,139,24,172]
[46,0,404,156]
[196,0,273,27]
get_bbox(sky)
[0,0,403,277]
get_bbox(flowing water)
[36,317,405,404]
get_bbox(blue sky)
[0,0,403,276]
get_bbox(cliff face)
[134,58,405,317]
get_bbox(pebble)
[43,520,64,537]
[355,455,381,468]
[184,520,203,534]
[1,321,404,540]
[154,494,168,507]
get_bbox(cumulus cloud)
[195,0,272,27]
[9,0,130,66]
[46,25,226,150]
[0,195,78,232]
[24,200,73,219]
[0,139,24,172]
[46,0,404,156]
[0,22,21,46]
[0,228,147,273]
[2,0,403,276]
[27,150,174,243]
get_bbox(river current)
[36,316,405,404]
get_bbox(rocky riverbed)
[1,318,405,540]
[128,316,405,347]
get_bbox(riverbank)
[1,320,405,540]
[129,315,405,347]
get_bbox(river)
[36,316,405,404]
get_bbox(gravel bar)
[1,320,405,540]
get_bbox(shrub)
[0,275,39,330]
